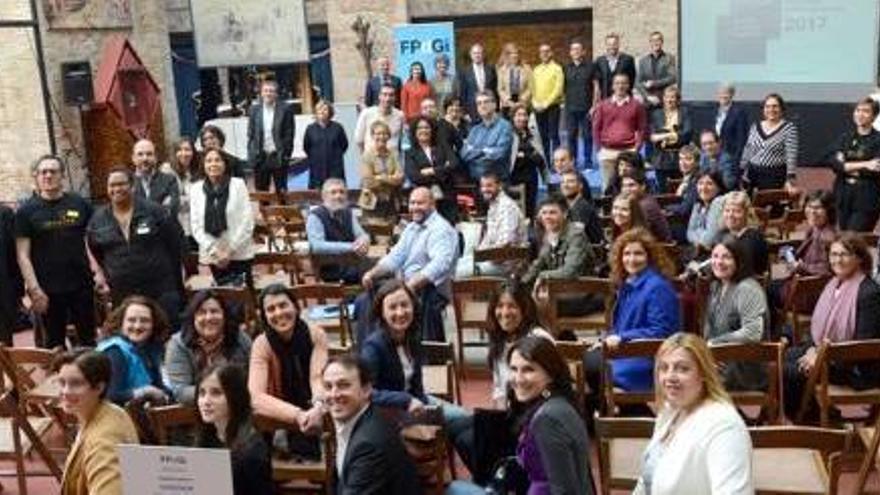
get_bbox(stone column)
[325,0,409,104]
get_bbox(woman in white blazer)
[190,148,255,287]
[634,333,754,495]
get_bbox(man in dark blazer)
[594,33,637,100]
[457,43,498,121]
[363,56,402,108]
[714,83,750,165]
[636,31,677,107]
[132,139,180,220]
[247,77,296,192]
[322,354,421,495]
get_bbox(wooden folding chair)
[261,205,307,252]
[472,245,530,277]
[0,346,63,494]
[211,286,259,337]
[146,403,199,446]
[254,413,336,494]
[556,341,588,404]
[710,342,785,424]
[856,412,880,495]
[5,347,71,438]
[291,283,353,347]
[595,416,655,495]
[545,277,615,340]
[362,221,395,245]
[750,425,851,495]
[252,251,298,287]
[806,340,880,427]
[450,277,505,377]
[783,274,831,344]
[281,190,322,205]
[602,339,664,416]
[421,341,460,405]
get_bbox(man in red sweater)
[592,73,647,191]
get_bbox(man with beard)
[87,165,183,327]
[475,172,526,276]
[559,170,603,244]
[306,178,371,284]
[132,139,180,220]
[355,187,458,343]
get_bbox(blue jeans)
[428,395,475,472]
[446,480,485,495]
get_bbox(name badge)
[66,210,80,219]
[136,223,151,235]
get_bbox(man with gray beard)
[306,178,371,284]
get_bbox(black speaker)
[61,61,94,106]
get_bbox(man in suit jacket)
[247,77,296,192]
[132,139,180,220]
[364,56,402,108]
[322,354,421,495]
[714,83,750,165]
[594,33,637,100]
[636,31,677,107]
[457,43,498,121]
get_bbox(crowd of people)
[1,30,880,495]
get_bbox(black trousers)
[535,104,560,161]
[254,152,289,192]
[42,287,96,349]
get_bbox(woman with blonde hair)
[634,333,753,494]
[582,227,679,420]
[497,42,533,115]
[716,190,769,276]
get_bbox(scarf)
[194,333,225,371]
[203,178,230,237]
[796,226,834,273]
[263,318,313,408]
[811,273,864,344]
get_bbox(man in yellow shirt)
[531,43,564,163]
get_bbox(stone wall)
[29,0,180,199]
[591,0,679,62]
[410,0,590,19]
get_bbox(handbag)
[485,456,529,495]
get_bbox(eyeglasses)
[829,251,854,259]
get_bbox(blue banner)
[393,22,456,81]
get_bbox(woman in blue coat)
[583,227,680,419]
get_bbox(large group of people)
[2,29,880,495]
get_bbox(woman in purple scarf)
[782,233,880,421]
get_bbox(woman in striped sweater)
[740,93,799,191]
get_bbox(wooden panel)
[455,17,591,70]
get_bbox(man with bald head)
[355,187,458,343]
[132,139,180,220]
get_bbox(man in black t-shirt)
[564,39,598,170]
[15,155,95,348]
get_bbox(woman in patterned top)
[740,93,799,191]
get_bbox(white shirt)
[715,105,729,136]
[354,105,405,152]
[262,104,276,153]
[607,54,619,72]
[473,63,486,91]
[334,404,370,476]
[397,346,414,386]
[189,177,256,264]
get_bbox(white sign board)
[190,0,310,67]
[118,444,234,495]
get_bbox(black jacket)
[247,101,296,169]
[86,198,181,304]
[716,102,750,164]
[0,205,22,342]
[335,404,422,495]
[231,427,273,495]
[360,330,427,409]
[135,170,181,220]
[567,196,604,244]
[404,143,458,199]
[594,53,637,99]
[364,75,403,108]
[457,63,498,120]
[303,120,349,189]
[648,105,694,171]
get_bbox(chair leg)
[455,323,466,381]
[13,419,27,495]
[856,415,880,494]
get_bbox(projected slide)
[682,0,879,101]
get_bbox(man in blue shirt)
[460,91,513,181]
[306,178,371,284]
[699,129,739,191]
[355,187,458,343]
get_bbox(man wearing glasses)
[460,91,513,181]
[15,155,95,349]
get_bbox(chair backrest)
[753,188,801,209]
[451,277,505,331]
[211,286,258,336]
[362,221,395,245]
[595,417,655,495]
[749,426,850,495]
[147,404,200,446]
[545,277,615,336]
[421,341,459,404]
[602,339,664,415]
[556,341,588,403]
[472,245,530,275]
[710,342,785,424]
[291,283,351,347]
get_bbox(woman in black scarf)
[190,148,255,287]
[248,284,329,460]
[509,103,548,219]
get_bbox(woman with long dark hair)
[448,336,593,494]
[509,103,548,218]
[190,148,255,287]
[486,280,554,408]
[196,364,272,495]
[165,290,253,404]
[198,125,245,178]
[248,283,328,460]
[404,115,458,223]
[161,137,201,243]
[400,61,434,123]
